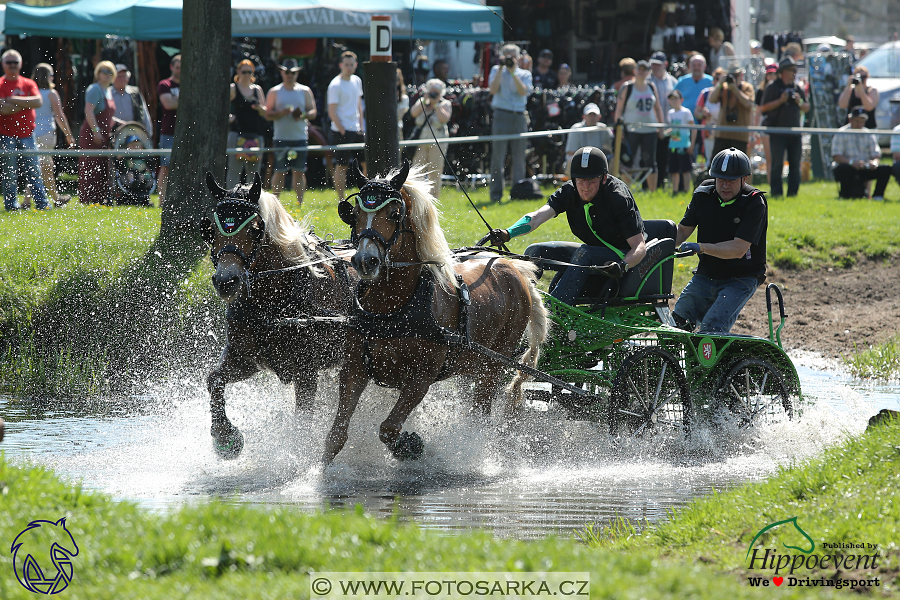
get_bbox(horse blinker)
[338,200,356,225]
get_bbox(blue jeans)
[768,134,802,197]
[2,135,48,210]
[549,244,621,305]
[159,134,174,167]
[673,273,759,334]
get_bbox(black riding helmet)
[570,146,608,179]
[709,147,752,180]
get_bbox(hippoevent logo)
[11,518,79,594]
[745,516,880,590]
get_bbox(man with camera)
[708,66,755,156]
[488,44,533,203]
[831,106,891,200]
[759,56,809,197]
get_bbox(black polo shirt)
[681,179,767,280]
[546,177,644,253]
[760,78,805,129]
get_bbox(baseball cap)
[582,102,601,115]
[649,51,667,65]
[728,65,745,75]
[817,43,832,53]
[636,60,651,70]
[539,49,553,59]
[115,63,129,74]
[849,106,868,119]
[765,63,778,73]
[559,63,571,70]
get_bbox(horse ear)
[199,216,215,245]
[249,172,262,203]
[389,159,410,191]
[350,159,367,185]
[239,166,247,185]
[206,171,226,200]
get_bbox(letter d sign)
[370,16,392,62]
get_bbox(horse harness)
[352,268,472,386]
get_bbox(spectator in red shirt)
[0,49,49,210]
[157,54,180,201]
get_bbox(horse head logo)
[11,518,79,594]
[746,516,815,560]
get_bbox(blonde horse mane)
[256,191,322,276]
[394,164,458,288]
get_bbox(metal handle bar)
[766,282,786,321]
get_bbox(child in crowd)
[116,135,155,205]
[666,89,696,195]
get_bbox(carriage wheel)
[715,358,793,427]
[609,347,691,437]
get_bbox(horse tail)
[505,259,550,415]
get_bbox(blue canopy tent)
[4,0,503,42]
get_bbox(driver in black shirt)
[673,147,768,333]
[484,146,646,304]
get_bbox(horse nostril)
[365,256,380,268]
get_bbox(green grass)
[2,419,898,598]
[2,179,899,394]
[843,336,900,380]
[578,418,900,591]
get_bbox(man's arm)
[734,82,755,108]
[622,233,647,269]
[159,92,178,111]
[303,88,318,121]
[675,223,696,246]
[488,204,558,243]
[697,237,752,260]
[327,103,344,134]
[4,94,42,110]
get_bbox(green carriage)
[523,219,800,436]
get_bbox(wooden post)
[611,119,624,177]
[363,16,399,177]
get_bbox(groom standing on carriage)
[485,146,647,304]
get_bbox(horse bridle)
[207,197,266,296]
[339,182,416,265]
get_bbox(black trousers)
[832,163,892,198]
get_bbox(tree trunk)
[157,0,231,261]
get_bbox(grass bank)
[1,418,898,598]
[1,181,898,396]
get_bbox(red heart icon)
[773,577,784,586]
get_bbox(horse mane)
[393,164,458,289]
[256,191,322,276]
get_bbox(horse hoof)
[213,427,244,460]
[390,431,424,460]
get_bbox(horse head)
[340,159,413,281]
[200,171,267,302]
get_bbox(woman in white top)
[408,79,452,198]
[397,68,409,140]
[31,63,76,206]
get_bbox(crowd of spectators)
[3,32,899,210]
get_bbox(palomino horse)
[200,172,354,458]
[323,161,548,464]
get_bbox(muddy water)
[2,354,897,540]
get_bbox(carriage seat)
[523,219,676,303]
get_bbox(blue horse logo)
[11,518,79,594]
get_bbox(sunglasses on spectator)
[240,70,253,74]
[3,61,20,65]
[99,70,114,75]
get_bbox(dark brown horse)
[200,172,354,458]
[322,162,548,464]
